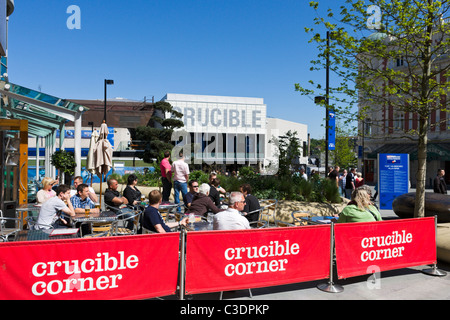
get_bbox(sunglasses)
[192,185,199,188]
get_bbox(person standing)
[160,151,172,203]
[434,169,448,194]
[345,168,356,199]
[172,151,190,212]
[339,169,347,197]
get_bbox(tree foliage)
[296,0,450,217]
[135,101,184,162]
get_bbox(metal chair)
[258,200,278,227]
[25,216,54,231]
[0,210,22,241]
[249,220,268,229]
[84,220,118,238]
[274,219,296,227]
[113,210,142,236]
[291,210,312,226]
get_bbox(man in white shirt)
[213,192,250,230]
[172,151,190,212]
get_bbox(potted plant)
[50,150,77,184]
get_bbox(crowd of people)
[32,155,398,235]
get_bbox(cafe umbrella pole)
[317,222,344,293]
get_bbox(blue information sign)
[378,153,409,210]
[328,110,335,150]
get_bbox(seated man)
[104,178,129,210]
[70,183,100,215]
[36,184,76,229]
[104,178,133,229]
[213,191,250,230]
[240,183,261,222]
[144,190,188,233]
[183,180,199,208]
[70,176,98,203]
[186,183,222,217]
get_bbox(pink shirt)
[160,157,172,179]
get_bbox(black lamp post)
[314,31,332,177]
[104,79,114,123]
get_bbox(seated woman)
[186,183,222,217]
[123,174,142,206]
[36,177,57,205]
[337,187,382,223]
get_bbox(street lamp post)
[103,79,114,123]
[314,31,333,177]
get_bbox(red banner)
[0,234,180,300]
[185,226,331,294]
[335,217,436,279]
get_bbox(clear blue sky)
[7,0,346,139]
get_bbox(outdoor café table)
[72,210,118,236]
[15,228,79,241]
[185,215,213,231]
[160,202,182,212]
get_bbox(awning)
[0,81,88,137]
[0,80,89,177]
[367,143,450,161]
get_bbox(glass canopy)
[0,81,88,137]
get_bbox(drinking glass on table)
[189,213,195,225]
[207,212,213,224]
[84,205,90,217]
[94,202,100,210]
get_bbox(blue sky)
[7,0,346,139]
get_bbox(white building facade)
[163,93,308,174]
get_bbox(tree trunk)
[414,115,428,218]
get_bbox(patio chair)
[25,216,54,231]
[0,210,22,241]
[258,200,278,227]
[113,210,142,236]
[84,220,118,238]
[249,220,268,229]
[291,210,312,226]
[274,219,296,227]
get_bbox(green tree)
[135,101,184,162]
[269,130,302,177]
[296,0,450,217]
[332,124,357,170]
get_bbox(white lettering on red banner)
[30,251,139,296]
[223,240,300,276]
[335,218,436,279]
[360,230,412,262]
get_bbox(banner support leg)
[317,222,344,293]
[422,216,447,277]
[178,227,187,300]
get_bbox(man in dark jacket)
[186,183,222,217]
[240,184,261,222]
[434,169,448,194]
